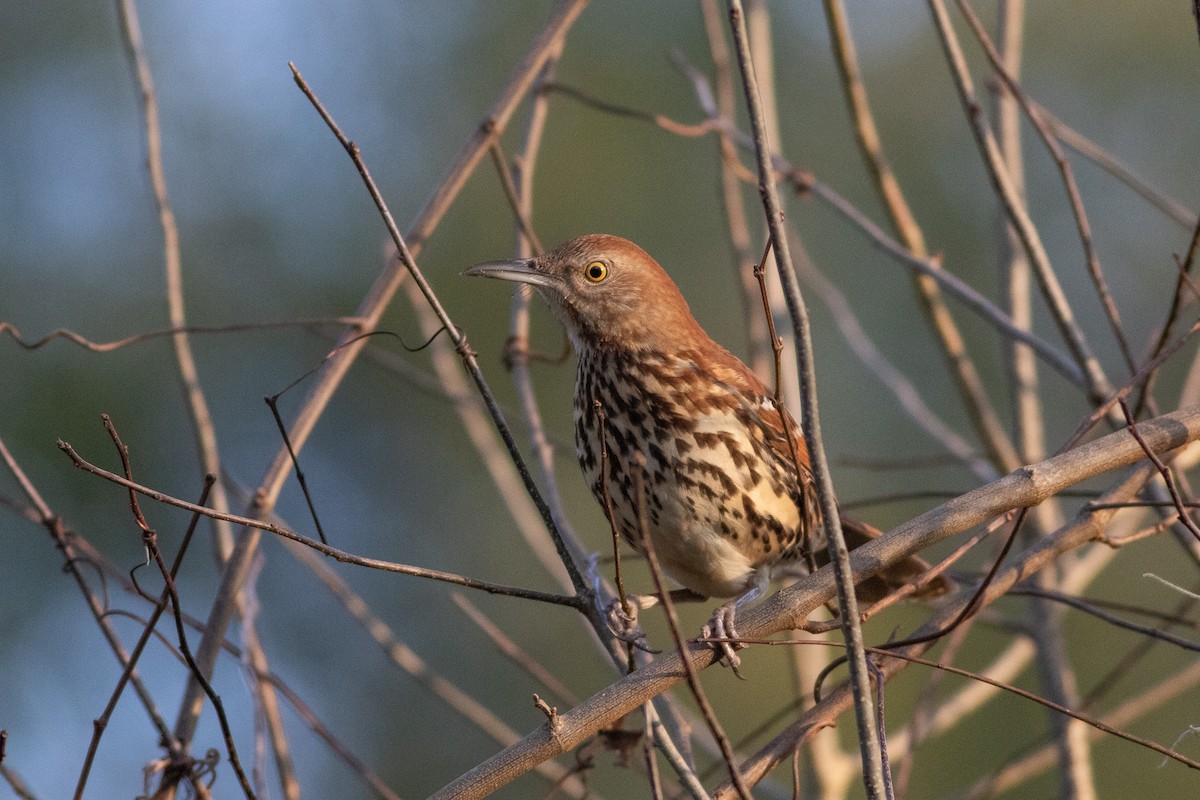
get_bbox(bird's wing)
[700,340,812,472]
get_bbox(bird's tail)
[835,514,953,603]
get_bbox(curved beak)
[464,258,561,291]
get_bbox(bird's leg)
[701,571,771,679]
[587,554,661,652]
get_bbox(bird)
[467,234,947,669]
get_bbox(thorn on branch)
[533,693,562,734]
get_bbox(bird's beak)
[464,258,561,291]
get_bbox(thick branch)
[429,405,1200,799]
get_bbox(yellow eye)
[584,261,609,283]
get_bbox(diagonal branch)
[426,400,1200,799]
[57,438,581,609]
[928,0,1113,404]
[166,0,592,762]
[823,0,1020,474]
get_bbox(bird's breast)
[573,348,814,597]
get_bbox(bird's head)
[466,234,703,352]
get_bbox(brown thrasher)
[468,234,946,668]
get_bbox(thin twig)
[1137,218,1200,417]
[0,317,359,352]
[631,454,751,800]
[489,139,545,255]
[752,234,817,569]
[263,395,327,545]
[100,417,255,798]
[169,0,591,760]
[752,236,783,401]
[1119,399,1200,543]
[57,437,582,608]
[957,0,1137,377]
[1009,586,1200,653]
[540,82,719,138]
[928,0,1113,404]
[823,0,1019,474]
[593,403,633,617]
[726,1,886,795]
[864,657,895,800]
[74,477,212,799]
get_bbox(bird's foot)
[701,601,746,679]
[603,597,659,653]
[587,553,660,652]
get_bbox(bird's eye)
[584,261,609,283]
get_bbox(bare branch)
[57,437,582,608]
[427,394,1200,799]
[823,0,1019,474]
[928,0,1113,404]
[167,1,593,759]
[725,1,886,794]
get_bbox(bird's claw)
[605,598,659,653]
[701,603,746,679]
[586,553,659,653]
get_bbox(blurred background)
[2,1,1199,798]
